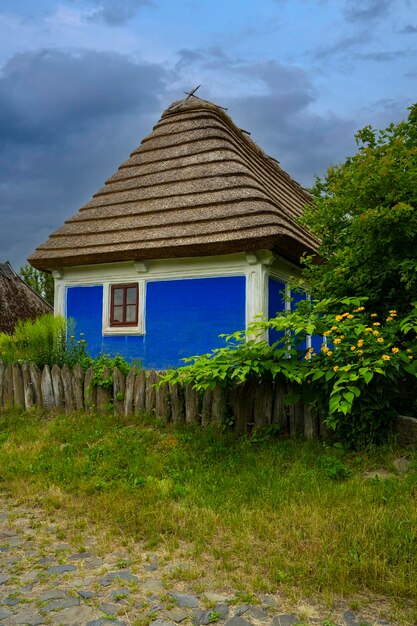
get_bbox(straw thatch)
[29,96,319,271]
[0,262,52,334]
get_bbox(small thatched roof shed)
[0,262,52,335]
[29,96,318,271]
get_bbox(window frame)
[109,283,139,327]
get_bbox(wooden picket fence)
[0,360,328,438]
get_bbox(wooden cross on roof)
[184,85,201,99]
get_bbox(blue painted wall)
[66,276,246,369]
[267,279,323,355]
[268,277,286,346]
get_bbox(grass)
[0,410,416,623]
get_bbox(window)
[110,283,138,327]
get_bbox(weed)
[208,610,220,623]
[321,455,352,481]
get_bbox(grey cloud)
[354,49,413,62]
[86,0,154,25]
[343,0,393,22]
[400,24,417,34]
[313,31,370,60]
[228,93,356,186]
[0,48,168,268]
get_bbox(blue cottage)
[28,96,318,369]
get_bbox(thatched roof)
[29,96,318,271]
[0,262,52,334]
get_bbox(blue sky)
[0,0,416,268]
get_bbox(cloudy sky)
[1,0,416,269]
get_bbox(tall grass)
[0,314,66,367]
[0,411,416,623]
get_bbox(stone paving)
[0,498,396,626]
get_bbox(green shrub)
[161,297,417,448]
[0,313,66,367]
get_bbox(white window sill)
[102,326,144,336]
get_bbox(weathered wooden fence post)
[229,378,256,431]
[124,368,136,416]
[61,364,75,413]
[21,362,35,410]
[72,364,84,410]
[96,366,111,413]
[145,370,158,414]
[169,382,185,424]
[84,366,96,410]
[51,364,64,410]
[211,385,228,427]
[155,372,171,422]
[3,365,14,410]
[29,363,43,408]
[185,383,200,424]
[304,405,319,439]
[134,369,146,414]
[11,363,25,409]
[113,366,126,416]
[271,379,289,434]
[253,380,274,428]
[41,364,55,411]
[0,361,5,409]
[201,388,213,427]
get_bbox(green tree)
[300,104,417,316]
[19,264,54,306]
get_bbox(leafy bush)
[300,104,417,316]
[161,298,417,448]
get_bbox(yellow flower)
[392,347,400,354]
[323,330,331,336]
[331,325,338,331]
[373,330,380,336]
[365,327,373,332]
[408,355,413,360]
[373,322,381,327]
[333,365,340,372]
[406,348,412,353]
[340,335,345,339]
[350,346,356,351]
[353,306,365,312]
[326,351,333,356]
[335,315,343,322]
[357,339,364,347]
[389,309,397,315]
[321,344,329,352]
[342,312,350,318]
[347,314,354,319]
[305,353,311,360]
[382,355,390,361]
[333,338,341,344]
[371,313,378,318]
[377,337,384,343]
[357,349,364,356]
[386,316,393,322]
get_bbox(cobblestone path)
[0,497,394,626]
